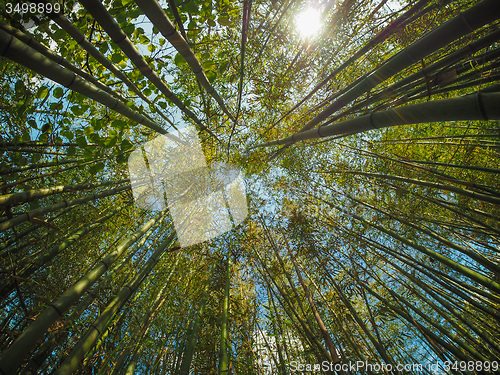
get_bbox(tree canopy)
[1,0,499,373]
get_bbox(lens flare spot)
[295,8,322,38]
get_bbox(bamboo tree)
[269,0,433,129]
[0,212,166,374]
[257,0,500,147]
[0,178,128,207]
[341,256,490,362]
[53,233,179,375]
[329,278,397,368]
[252,91,500,148]
[0,206,124,299]
[267,288,287,375]
[32,3,176,126]
[253,246,331,363]
[375,256,500,359]
[133,0,234,120]
[0,29,172,136]
[0,184,131,232]
[77,0,221,142]
[22,214,161,374]
[340,190,500,274]
[218,256,230,375]
[111,254,180,375]
[323,215,500,319]
[179,263,214,375]
[319,196,500,294]
[333,169,500,205]
[0,21,129,104]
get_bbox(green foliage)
[0,0,499,374]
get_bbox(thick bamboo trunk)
[133,0,234,120]
[0,184,130,232]
[0,179,128,207]
[77,0,221,142]
[30,1,170,114]
[53,234,179,375]
[252,91,500,148]
[0,21,128,104]
[0,29,173,136]
[295,0,500,134]
[22,227,153,374]
[0,213,166,374]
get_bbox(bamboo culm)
[0,29,174,137]
[54,233,179,375]
[251,92,500,148]
[77,0,221,142]
[133,0,234,120]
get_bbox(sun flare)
[295,7,322,38]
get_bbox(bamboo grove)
[0,0,499,373]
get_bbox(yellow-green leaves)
[103,129,118,148]
[36,86,49,99]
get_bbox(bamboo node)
[476,93,489,120]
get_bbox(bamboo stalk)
[329,279,395,366]
[0,29,174,137]
[53,234,179,375]
[0,179,129,207]
[319,197,500,294]
[77,0,221,142]
[218,256,230,375]
[30,2,176,127]
[288,250,341,363]
[270,0,433,128]
[133,0,234,120]
[254,249,330,362]
[342,191,500,274]
[336,169,500,206]
[378,257,500,359]
[251,92,500,148]
[0,184,131,232]
[0,21,129,104]
[180,264,214,375]
[346,258,489,361]
[0,207,123,300]
[0,158,80,176]
[21,213,159,374]
[261,0,500,147]
[111,255,179,375]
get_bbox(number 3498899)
[6,2,61,14]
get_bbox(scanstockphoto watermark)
[289,360,499,373]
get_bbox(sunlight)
[295,7,322,39]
